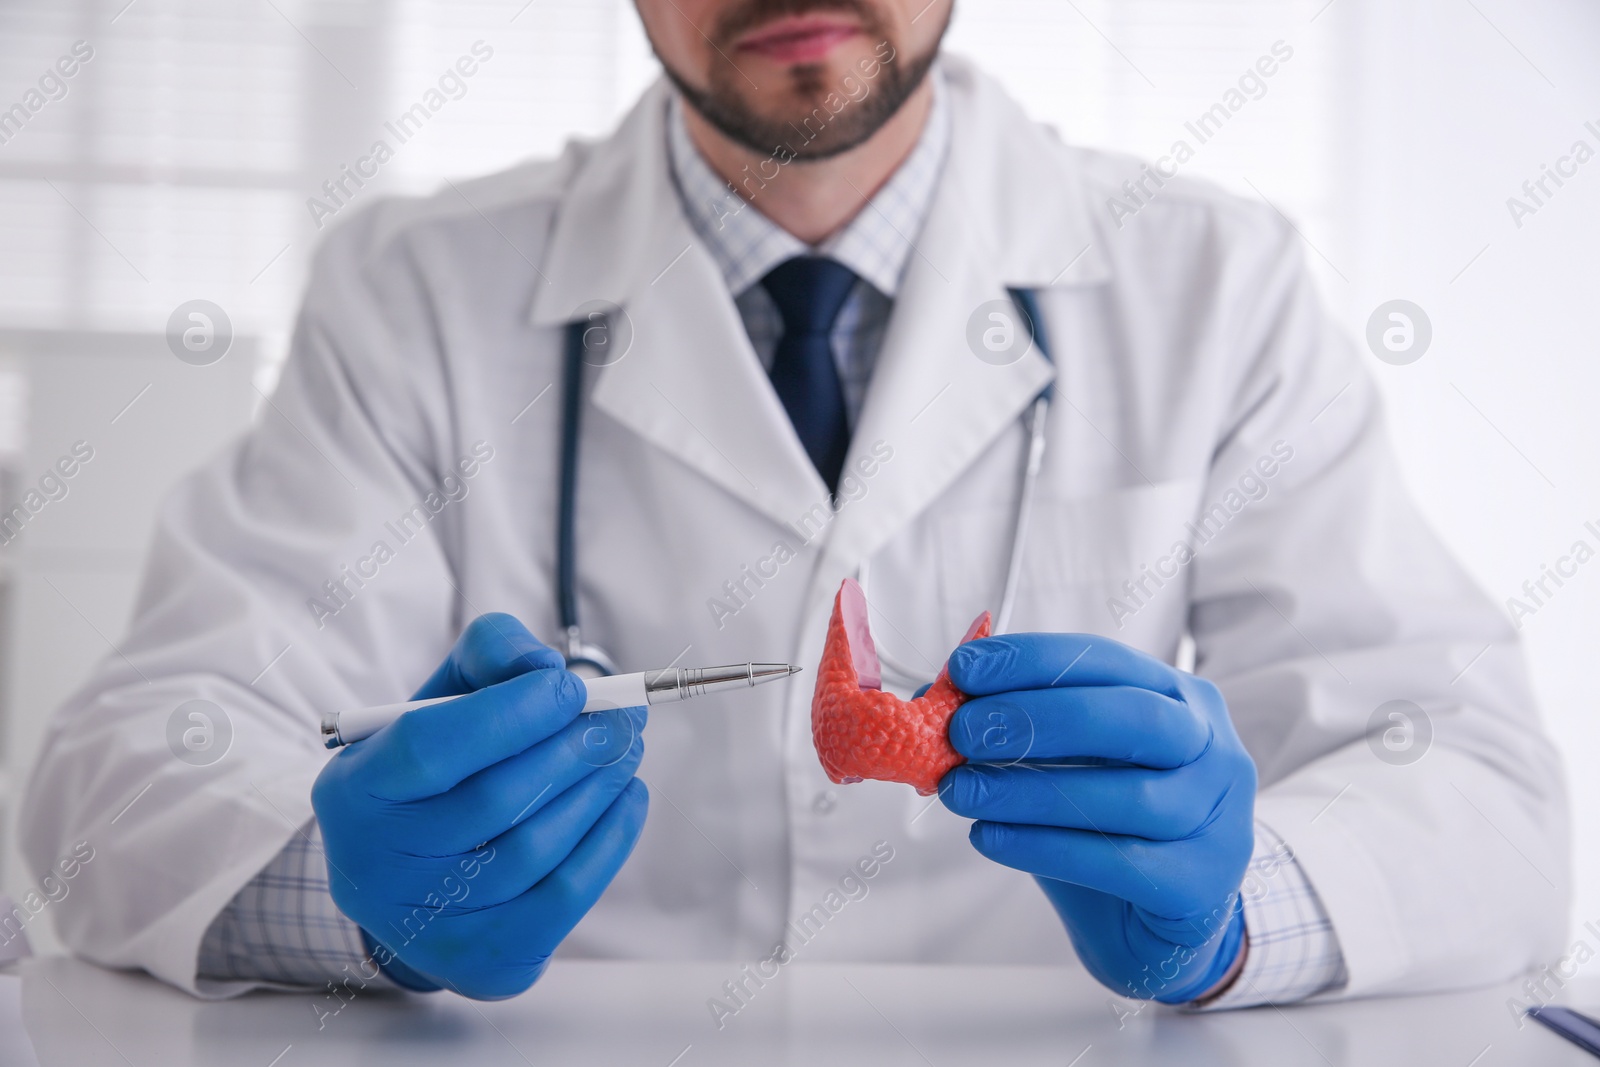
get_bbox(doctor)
[22,0,1567,1010]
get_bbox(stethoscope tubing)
[861,287,1055,689]
[558,319,619,678]
[994,287,1055,636]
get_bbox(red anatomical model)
[811,578,992,796]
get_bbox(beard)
[658,0,948,161]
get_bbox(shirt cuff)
[197,820,397,992]
[1191,820,1349,1009]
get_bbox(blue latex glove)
[311,613,648,1000]
[939,633,1256,1004]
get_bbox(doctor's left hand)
[937,633,1257,1005]
[311,614,648,1000]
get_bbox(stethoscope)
[556,310,623,679]
[554,288,1053,687]
[858,288,1053,689]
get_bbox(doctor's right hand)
[310,613,648,1000]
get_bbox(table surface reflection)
[15,955,1598,1066]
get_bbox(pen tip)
[788,665,803,675]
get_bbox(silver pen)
[320,662,803,748]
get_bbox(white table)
[12,955,1598,1065]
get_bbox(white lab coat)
[21,56,1568,1000]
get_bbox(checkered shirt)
[664,68,952,428]
[1200,822,1349,1008]
[198,820,394,991]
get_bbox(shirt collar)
[666,67,950,299]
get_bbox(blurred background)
[0,0,1595,955]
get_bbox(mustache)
[714,0,884,44]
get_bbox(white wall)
[1,0,1596,948]
[0,330,259,953]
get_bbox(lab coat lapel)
[529,82,827,529]
[825,57,1112,571]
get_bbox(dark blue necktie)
[761,256,857,493]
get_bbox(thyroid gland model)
[810,578,992,796]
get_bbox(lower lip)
[736,24,859,64]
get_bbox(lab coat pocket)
[934,477,1203,654]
